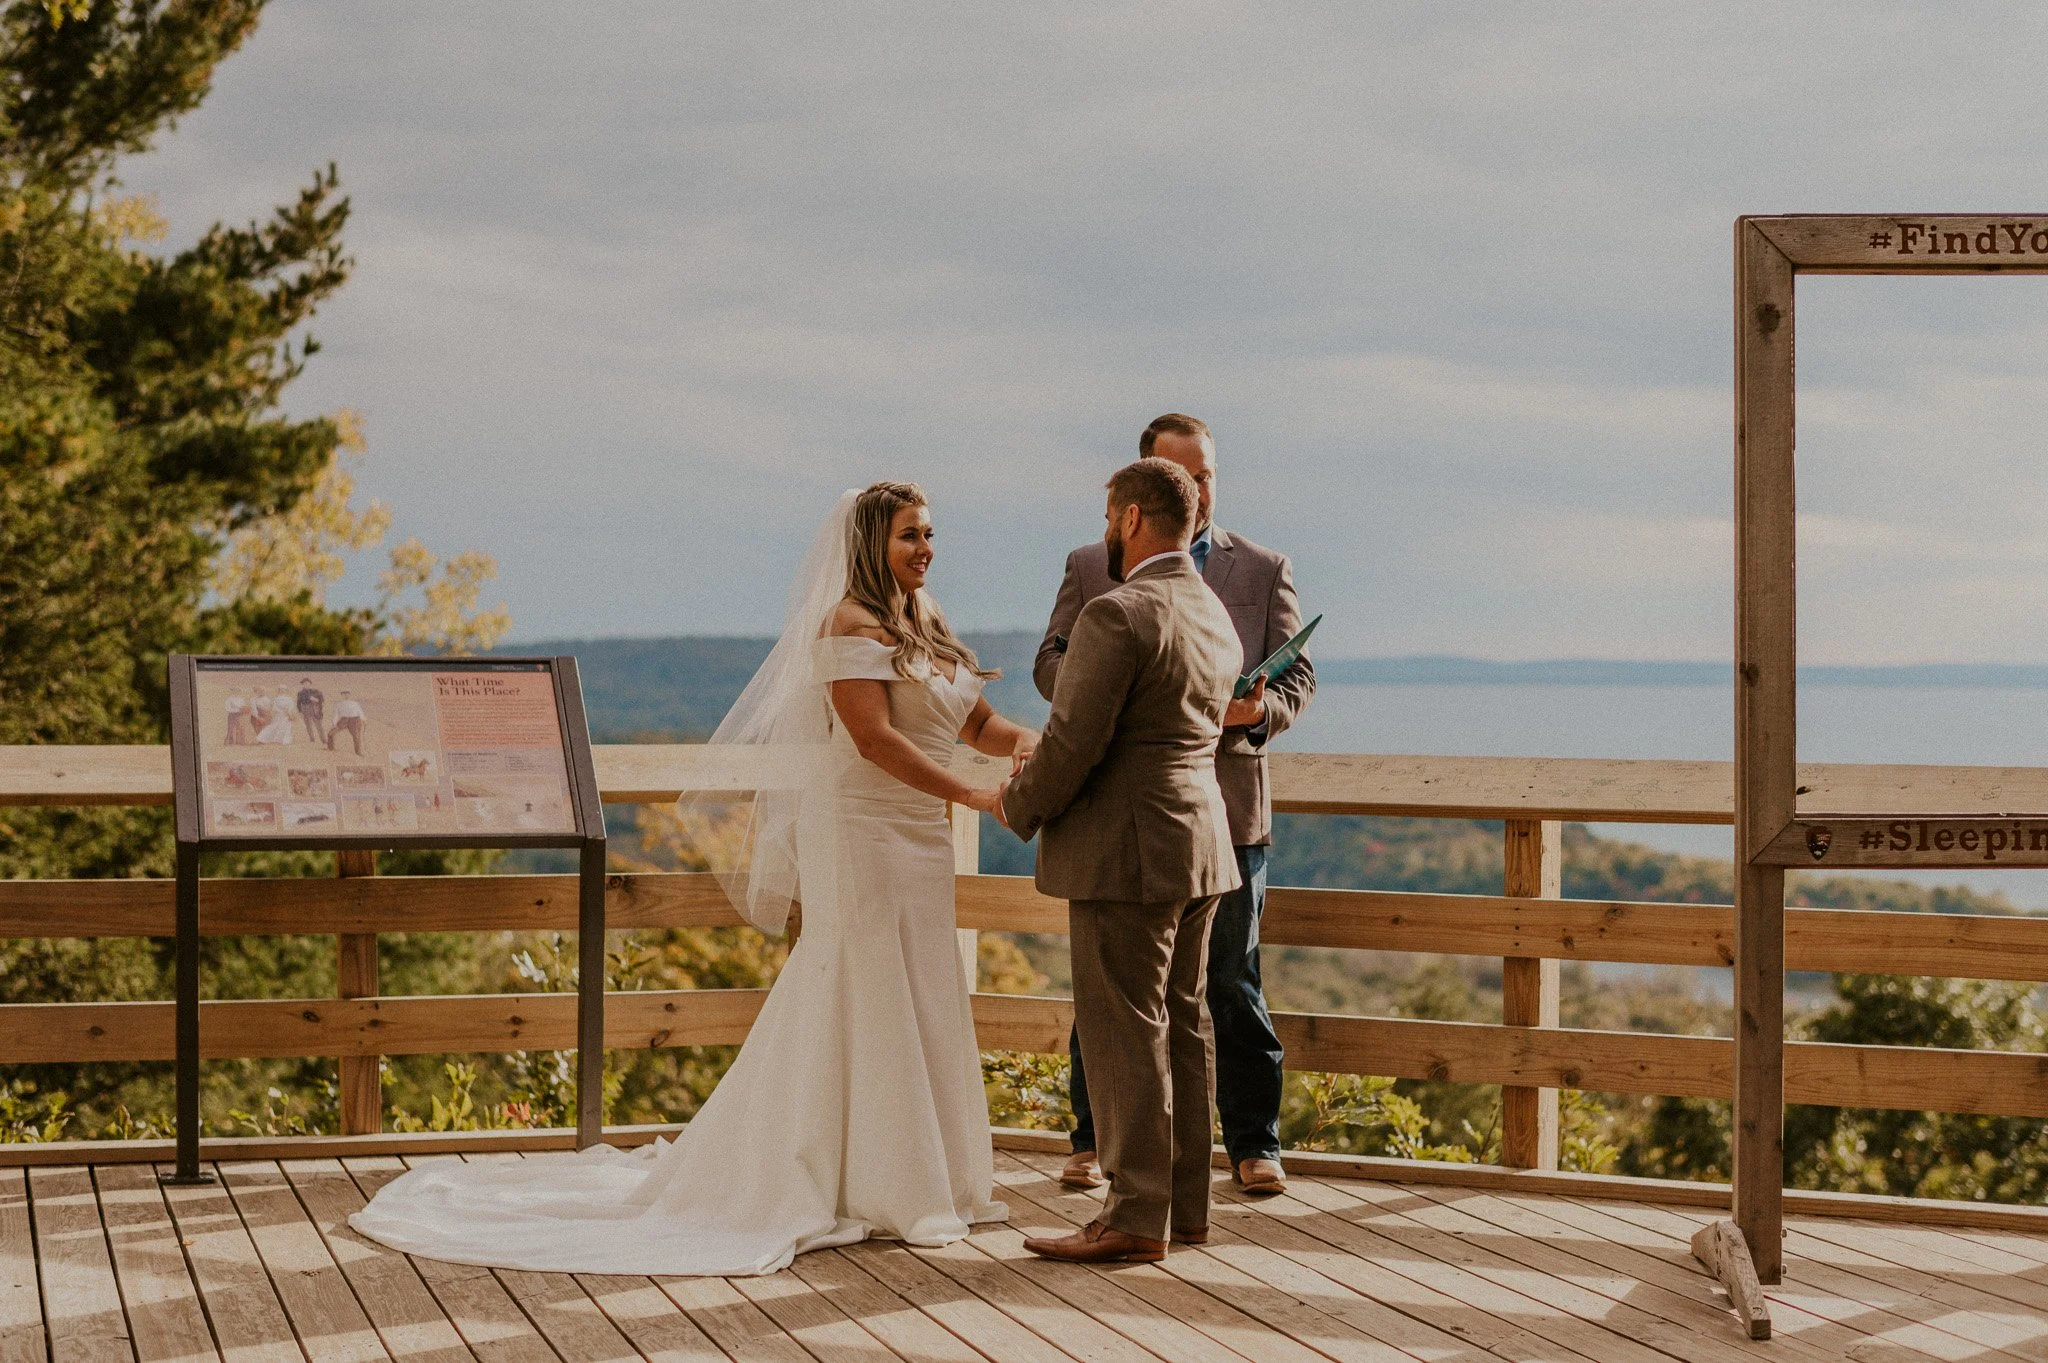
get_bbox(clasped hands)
[962,730,1035,830]
[965,679,1263,834]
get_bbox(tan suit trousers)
[1068,894,1220,1240]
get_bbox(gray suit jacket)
[1003,554,1242,904]
[1034,525,1314,845]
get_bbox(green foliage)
[223,1081,332,1138]
[1559,1089,1621,1174]
[389,1062,550,1134]
[1785,975,2048,1202]
[1281,1072,1478,1161]
[982,1051,1072,1132]
[0,1078,70,1142]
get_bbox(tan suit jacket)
[1003,554,1242,904]
[1034,526,1313,846]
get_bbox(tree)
[0,1,508,1135]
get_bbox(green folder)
[1235,614,1321,698]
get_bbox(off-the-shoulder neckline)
[816,634,969,686]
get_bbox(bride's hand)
[1010,730,1040,775]
[961,785,1001,816]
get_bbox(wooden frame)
[1732,214,2048,1282]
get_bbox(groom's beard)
[1105,528,1126,583]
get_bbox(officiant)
[1034,412,1316,1198]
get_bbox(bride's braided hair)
[845,481,998,682]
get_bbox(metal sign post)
[164,654,607,1185]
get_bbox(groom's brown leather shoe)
[1023,1219,1167,1263]
[1234,1157,1287,1196]
[1171,1226,1209,1245]
[1058,1151,1104,1190]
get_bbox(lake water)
[1273,682,2048,908]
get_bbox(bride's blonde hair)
[845,482,997,682]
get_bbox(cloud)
[114,1,2048,658]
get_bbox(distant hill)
[503,632,1050,740]
[1317,657,2048,688]
[503,638,2048,738]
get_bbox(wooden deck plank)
[216,1160,388,1362]
[1193,1172,1601,1363]
[924,1210,1249,1363]
[31,1151,2048,1363]
[998,1158,1432,1363]
[856,1234,1150,1363]
[1947,1224,2048,1267]
[489,1273,638,1363]
[1634,1198,2048,1363]
[571,1275,731,1363]
[783,1251,987,1363]
[1243,1174,1676,1363]
[1247,1174,1780,1363]
[652,1276,816,1363]
[998,1154,1432,1363]
[278,1160,473,1363]
[0,1168,46,1363]
[989,1154,1365,1363]
[1522,1195,1955,1362]
[1153,1214,1501,1363]
[726,1271,905,1362]
[159,1165,302,1363]
[1399,1181,1931,1363]
[1585,1194,2045,1362]
[444,1153,639,1363]
[28,1167,132,1363]
[346,1158,556,1363]
[1322,1177,1825,1362]
[92,1164,216,1363]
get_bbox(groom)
[998,458,1242,1262]
[1040,413,1314,1199]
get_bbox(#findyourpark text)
[1872,221,2048,255]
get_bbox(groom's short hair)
[1107,458,1198,539]
[1139,413,1210,457]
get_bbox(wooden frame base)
[1691,1219,1772,1340]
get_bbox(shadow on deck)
[6,1146,2046,1362]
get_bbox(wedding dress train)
[347,634,1006,1276]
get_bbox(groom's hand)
[992,777,1013,830]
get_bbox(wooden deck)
[6,1149,2048,1362]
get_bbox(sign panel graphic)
[192,660,576,839]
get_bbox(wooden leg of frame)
[1691,1219,1771,1340]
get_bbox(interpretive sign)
[179,657,596,847]
[164,655,607,1182]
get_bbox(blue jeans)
[1068,844,1281,1164]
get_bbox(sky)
[118,2,2048,661]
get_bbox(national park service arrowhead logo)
[1805,826,1832,862]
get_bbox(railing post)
[335,850,380,1135]
[951,803,979,994]
[1501,818,1561,1169]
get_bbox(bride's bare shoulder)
[825,599,893,644]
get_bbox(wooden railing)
[8,744,2048,1203]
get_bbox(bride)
[349,481,1032,1275]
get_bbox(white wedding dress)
[347,632,1007,1275]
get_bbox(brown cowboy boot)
[1234,1156,1287,1196]
[1058,1150,1104,1190]
[1023,1219,1167,1263]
